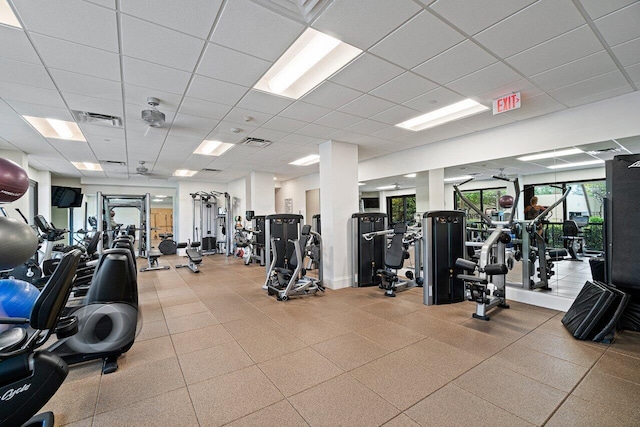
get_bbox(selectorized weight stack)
[422,211,466,305]
[263,214,303,277]
[351,212,387,287]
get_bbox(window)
[386,195,416,225]
[454,187,506,224]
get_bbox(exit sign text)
[493,92,521,115]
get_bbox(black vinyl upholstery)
[385,224,407,270]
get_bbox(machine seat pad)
[548,249,568,260]
[0,327,28,352]
[458,274,488,285]
[186,249,202,264]
[376,269,397,280]
[149,249,162,258]
[274,267,292,275]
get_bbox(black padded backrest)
[34,215,52,233]
[289,232,310,269]
[301,225,311,235]
[385,224,407,269]
[30,250,81,330]
[87,248,138,305]
[563,220,579,236]
[85,231,101,255]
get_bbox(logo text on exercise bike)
[1,383,31,401]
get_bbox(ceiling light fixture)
[547,160,604,170]
[194,140,234,156]
[254,28,361,99]
[376,185,398,190]
[404,173,416,178]
[444,175,474,182]
[289,154,320,166]
[396,99,489,132]
[72,161,103,171]
[358,182,365,186]
[173,169,198,177]
[0,0,21,28]
[23,116,86,141]
[155,195,167,198]
[517,148,583,161]
[152,199,162,202]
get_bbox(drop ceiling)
[0,0,638,182]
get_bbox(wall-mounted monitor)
[51,186,83,208]
[361,197,380,209]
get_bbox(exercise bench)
[176,242,203,273]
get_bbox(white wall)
[228,177,247,226]
[275,173,319,223]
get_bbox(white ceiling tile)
[530,50,618,91]
[13,0,118,52]
[612,36,640,67]
[0,58,54,89]
[0,26,41,64]
[89,138,127,162]
[279,101,331,122]
[454,110,515,132]
[502,93,566,121]
[0,81,65,108]
[80,124,125,140]
[371,11,465,69]
[314,111,362,129]
[626,63,640,84]
[338,94,395,118]
[211,0,304,61]
[217,108,270,128]
[172,112,218,131]
[121,15,204,72]
[249,127,288,141]
[505,25,604,76]
[430,0,536,35]
[124,85,182,112]
[312,0,421,50]
[474,0,586,58]
[0,112,25,126]
[62,92,123,117]
[372,126,414,140]
[580,0,637,19]
[120,0,222,39]
[52,139,96,160]
[369,72,439,104]
[279,134,318,145]
[123,57,192,95]
[84,0,116,8]
[565,86,634,108]
[548,70,631,103]
[31,34,121,82]
[326,130,366,143]
[403,87,466,113]
[369,105,422,125]
[593,2,640,46]
[179,97,233,120]
[446,62,521,97]
[345,119,389,135]
[262,116,307,133]
[296,123,337,139]
[236,90,293,115]
[50,69,122,102]
[413,40,497,85]
[300,81,363,109]
[197,42,272,87]
[6,101,72,120]
[187,75,249,105]
[329,54,404,92]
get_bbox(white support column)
[415,171,429,215]
[319,140,359,289]
[250,171,275,215]
[428,168,445,210]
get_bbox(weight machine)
[96,192,170,272]
[189,191,233,256]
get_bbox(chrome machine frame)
[189,191,233,256]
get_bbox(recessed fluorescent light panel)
[444,175,473,182]
[194,140,234,156]
[547,160,604,170]
[517,148,583,161]
[0,0,21,28]
[72,162,103,172]
[358,182,365,186]
[404,173,416,178]
[173,169,198,177]
[396,99,489,132]
[152,199,162,202]
[23,116,86,141]
[289,154,320,166]
[254,28,361,99]
[155,195,167,198]
[376,185,398,190]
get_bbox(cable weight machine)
[189,191,233,256]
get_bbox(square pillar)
[250,171,275,215]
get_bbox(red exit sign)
[493,92,521,115]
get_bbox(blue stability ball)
[0,217,39,270]
[0,278,39,319]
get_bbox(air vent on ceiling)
[251,0,330,23]
[72,110,122,127]
[241,137,272,148]
[587,147,622,155]
[201,168,222,173]
[100,160,126,166]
